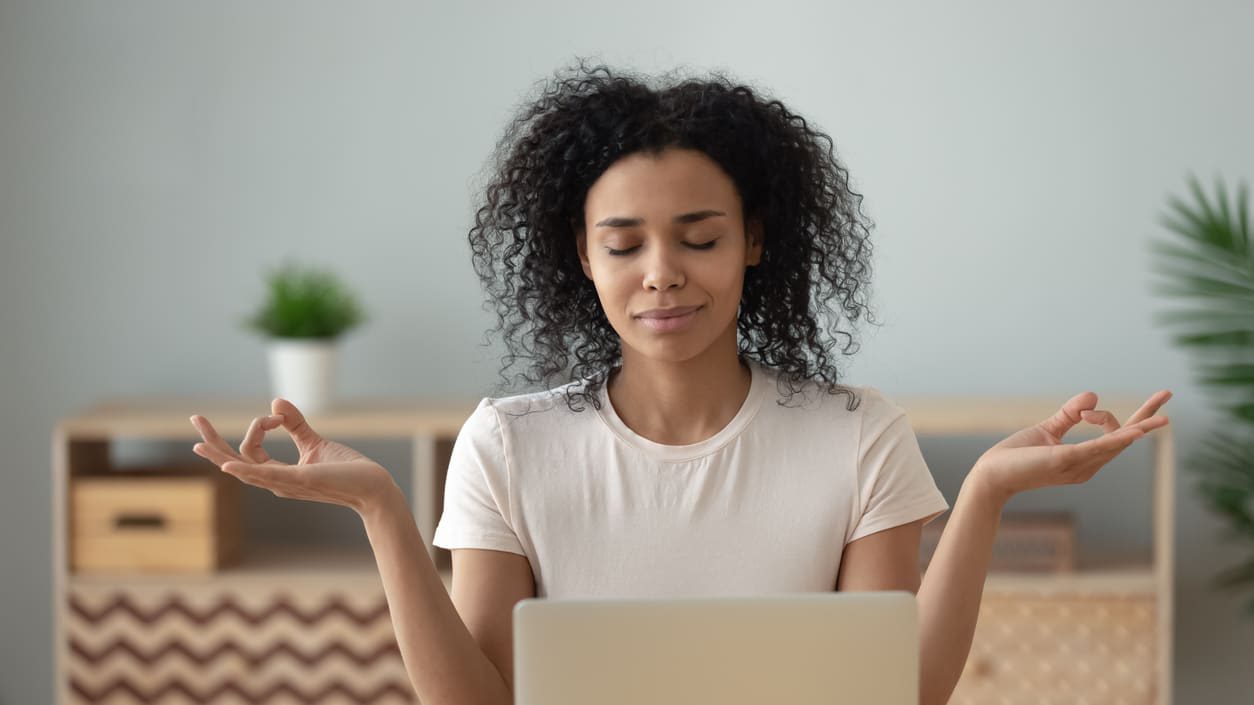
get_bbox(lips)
[634,305,703,333]
[635,305,702,319]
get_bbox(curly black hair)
[467,57,882,413]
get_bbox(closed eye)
[606,239,719,256]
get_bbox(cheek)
[702,259,747,299]
[590,273,633,315]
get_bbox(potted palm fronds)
[1149,174,1254,614]
[243,260,367,414]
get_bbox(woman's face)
[576,147,762,364]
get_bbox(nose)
[641,245,685,291]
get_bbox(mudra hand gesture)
[973,390,1172,503]
[189,398,398,516]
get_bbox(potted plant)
[243,260,367,414]
[1149,174,1254,614]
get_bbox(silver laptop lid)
[513,591,918,705]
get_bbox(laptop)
[513,591,918,705]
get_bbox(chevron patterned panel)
[67,582,418,705]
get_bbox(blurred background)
[2,0,1253,703]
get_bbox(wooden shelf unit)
[53,397,472,705]
[52,393,1173,705]
[898,393,1173,705]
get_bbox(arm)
[839,390,1172,705]
[836,472,1006,705]
[362,484,533,705]
[190,402,535,705]
[914,474,1006,705]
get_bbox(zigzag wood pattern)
[68,610,399,650]
[70,677,416,704]
[71,635,401,668]
[67,587,401,657]
[70,593,390,626]
[67,589,416,702]
[68,656,413,697]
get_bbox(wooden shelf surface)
[893,393,1164,435]
[54,392,1166,441]
[982,567,1156,594]
[68,543,454,592]
[56,397,478,440]
[66,543,1155,596]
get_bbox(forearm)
[916,471,1008,705]
[360,485,513,705]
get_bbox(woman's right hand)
[189,397,400,517]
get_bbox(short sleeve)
[846,390,950,544]
[431,398,527,556]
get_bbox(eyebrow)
[594,209,727,229]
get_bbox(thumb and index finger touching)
[1040,389,1173,447]
[190,398,323,471]
[269,397,323,454]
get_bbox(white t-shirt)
[432,359,950,599]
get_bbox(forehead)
[583,148,741,220]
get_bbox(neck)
[607,330,752,446]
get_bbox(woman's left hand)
[971,390,1172,504]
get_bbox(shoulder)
[465,377,597,437]
[846,385,915,442]
[451,380,596,471]
[856,385,909,422]
[755,368,908,440]
[753,363,886,420]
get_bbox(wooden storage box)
[71,467,241,573]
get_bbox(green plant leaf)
[1160,206,1225,249]
[1239,181,1251,248]
[1152,308,1254,328]
[1195,363,1254,386]
[244,261,367,339]
[1148,240,1254,280]
[1153,174,1254,615]
[1187,175,1226,243]
[1212,558,1254,590]
[1151,270,1254,297]
[1166,329,1254,347]
[1234,403,1254,424]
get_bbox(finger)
[193,439,239,467]
[270,398,324,455]
[1100,415,1169,440]
[189,415,244,464]
[1039,391,1099,439]
[1125,390,1173,426]
[222,460,300,493]
[1084,424,1145,455]
[239,414,283,463]
[1080,409,1122,433]
[1132,414,1170,434]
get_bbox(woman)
[189,60,1171,705]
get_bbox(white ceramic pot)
[266,338,339,414]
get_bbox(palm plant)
[1149,174,1254,614]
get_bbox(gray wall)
[3,0,1253,702]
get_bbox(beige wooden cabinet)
[53,398,472,705]
[52,393,1172,705]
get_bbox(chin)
[623,338,716,364]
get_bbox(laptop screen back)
[513,591,918,705]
